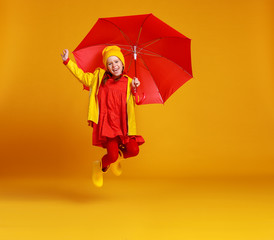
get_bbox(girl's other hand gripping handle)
[132,77,140,88]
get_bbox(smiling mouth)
[112,68,120,73]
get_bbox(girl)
[61,46,144,187]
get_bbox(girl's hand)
[61,49,69,61]
[132,77,140,88]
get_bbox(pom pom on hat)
[102,46,125,68]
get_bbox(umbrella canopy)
[73,13,193,104]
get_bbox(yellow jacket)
[65,60,137,135]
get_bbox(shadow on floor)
[0,178,108,203]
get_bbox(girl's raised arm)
[61,49,94,87]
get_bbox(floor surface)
[0,176,273,240]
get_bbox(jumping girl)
[61,46,144,187]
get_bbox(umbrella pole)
[134,46,137,77]
[133,46,145,105]
[133,46,139,102]
[134,59,137,77]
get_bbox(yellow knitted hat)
[102,46,125,68]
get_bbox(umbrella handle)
[135,92,146,105]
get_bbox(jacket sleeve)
[65,59,95,87]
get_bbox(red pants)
[102,137,139,169]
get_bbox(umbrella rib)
[138,54,164,104]
[139,36,189,49]
[138,50,193,77]
[100,19,134,47]
[126,55,134,73]
[137,37,193,78]
[138,38,161,52]
[73,43,135,61]
[150,53,192,78]
[72,43,132,53]
[135,14,152,46]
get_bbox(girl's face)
[107,56,123,77]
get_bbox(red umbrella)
[72,13,193,105]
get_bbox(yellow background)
[0,0,274,239]
[1,0,274,179]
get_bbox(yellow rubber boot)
[111,150,123,176]
[92,160,103,187]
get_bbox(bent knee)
[126,143,139,157]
